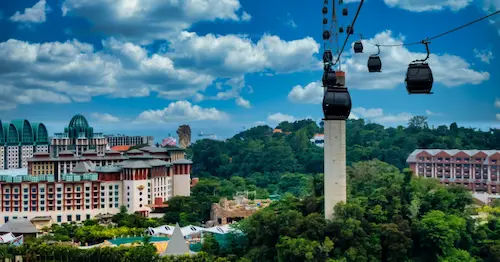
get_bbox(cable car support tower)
[322,0,363,220]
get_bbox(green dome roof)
[69,114,89,129]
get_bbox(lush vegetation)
[190,117,499,173]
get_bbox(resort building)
[105,135,154,147]
[51,114,107,157]
[0,151,192,223]
[0,120,49,170]
[407,149,500,202]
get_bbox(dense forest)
[190,117,499,175]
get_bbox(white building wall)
[6,146,19,169]
[20,145,33,168]
[123,179,151,214]
[173,175,190,197]
[0,147,4,170]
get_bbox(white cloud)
[495,98,500,108]
[425,110,443,116]
[137,101,228,123]
[169,32,320,77]
[235,97,251,108]
[61,0,244,42]
[482,0,500,36]
[10,0,47,23]
[285,13,297,28]
[91,112,120,123]
[352,107,413,124]
[474,48,494,64]
[241,11,252,22]
[0,38,214,109]
[384,0,472,12]
[288,81,323,104]
[342,31,489,90]
[497,113,500,121]
[267,113,296,123]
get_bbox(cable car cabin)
[342,8,348,16]
[339,27,344,33]
[323,30,331,40]
[322,87,351,120]
[322,69,337,88]
[322,7,328,14]
[367,55,382,72]
[323,18,328,24]
[353,41,363,53]
[405,62,433,94]
[323,50,333,63]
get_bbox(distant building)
[310,133,325,147]
[106,135,154,147]
[407,149,500,203]
[162,137,177,147]
[0,119,49,170]
[209,196,271,225]
[51,114,107,157]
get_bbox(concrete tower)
[323,120,347,220]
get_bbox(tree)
[416,210,467,257]
[276,236,333,262]
[408,116,429,129]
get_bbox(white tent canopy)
[148,224,240,237]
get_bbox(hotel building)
[0,120,49,170]
[407,149,499,200]
[0,115,193,223]
[105,135,154,147]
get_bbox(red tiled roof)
[111,145,131,152]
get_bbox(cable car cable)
[332,0,365,66]
[365,10,500,47]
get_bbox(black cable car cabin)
[323,50,333,63]
[322,69,337,87]
[342,8,348,16]
[405,62,433,94]
[367,55,382,72]
[322,87,351,120]
[339,27,344,33]
[353,41,363,53]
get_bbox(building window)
[76,215,81,221]
[67,215,72,222]
[57,216,62,222]
[86,214,90,220]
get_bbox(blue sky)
[0,0,499,141]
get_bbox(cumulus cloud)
[10,0,48,23]
[342,31,489,90]
[352,107,413,124]
[235,97,251,108]
[0,38,213,109]
[497,114,500,121]
[383,0,472,12]
[267,113,296,124]
[136,101,228,123]
[288,81,323,104]
[474,48,494,64]
[91,112,120,123]
[169,32,320,77]
[495,98,500,108]
[61,0,244,42]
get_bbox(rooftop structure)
[105,135,154,147]
[51,114,107,157]
[162,223,190,256]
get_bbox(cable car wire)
[366,10,500,47]
[332,0,365,66]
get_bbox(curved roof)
[4,123,19,145]
[31,122,48,144]
[11,119,33,144]
[0,120,4,144]
[69,114,89,130]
